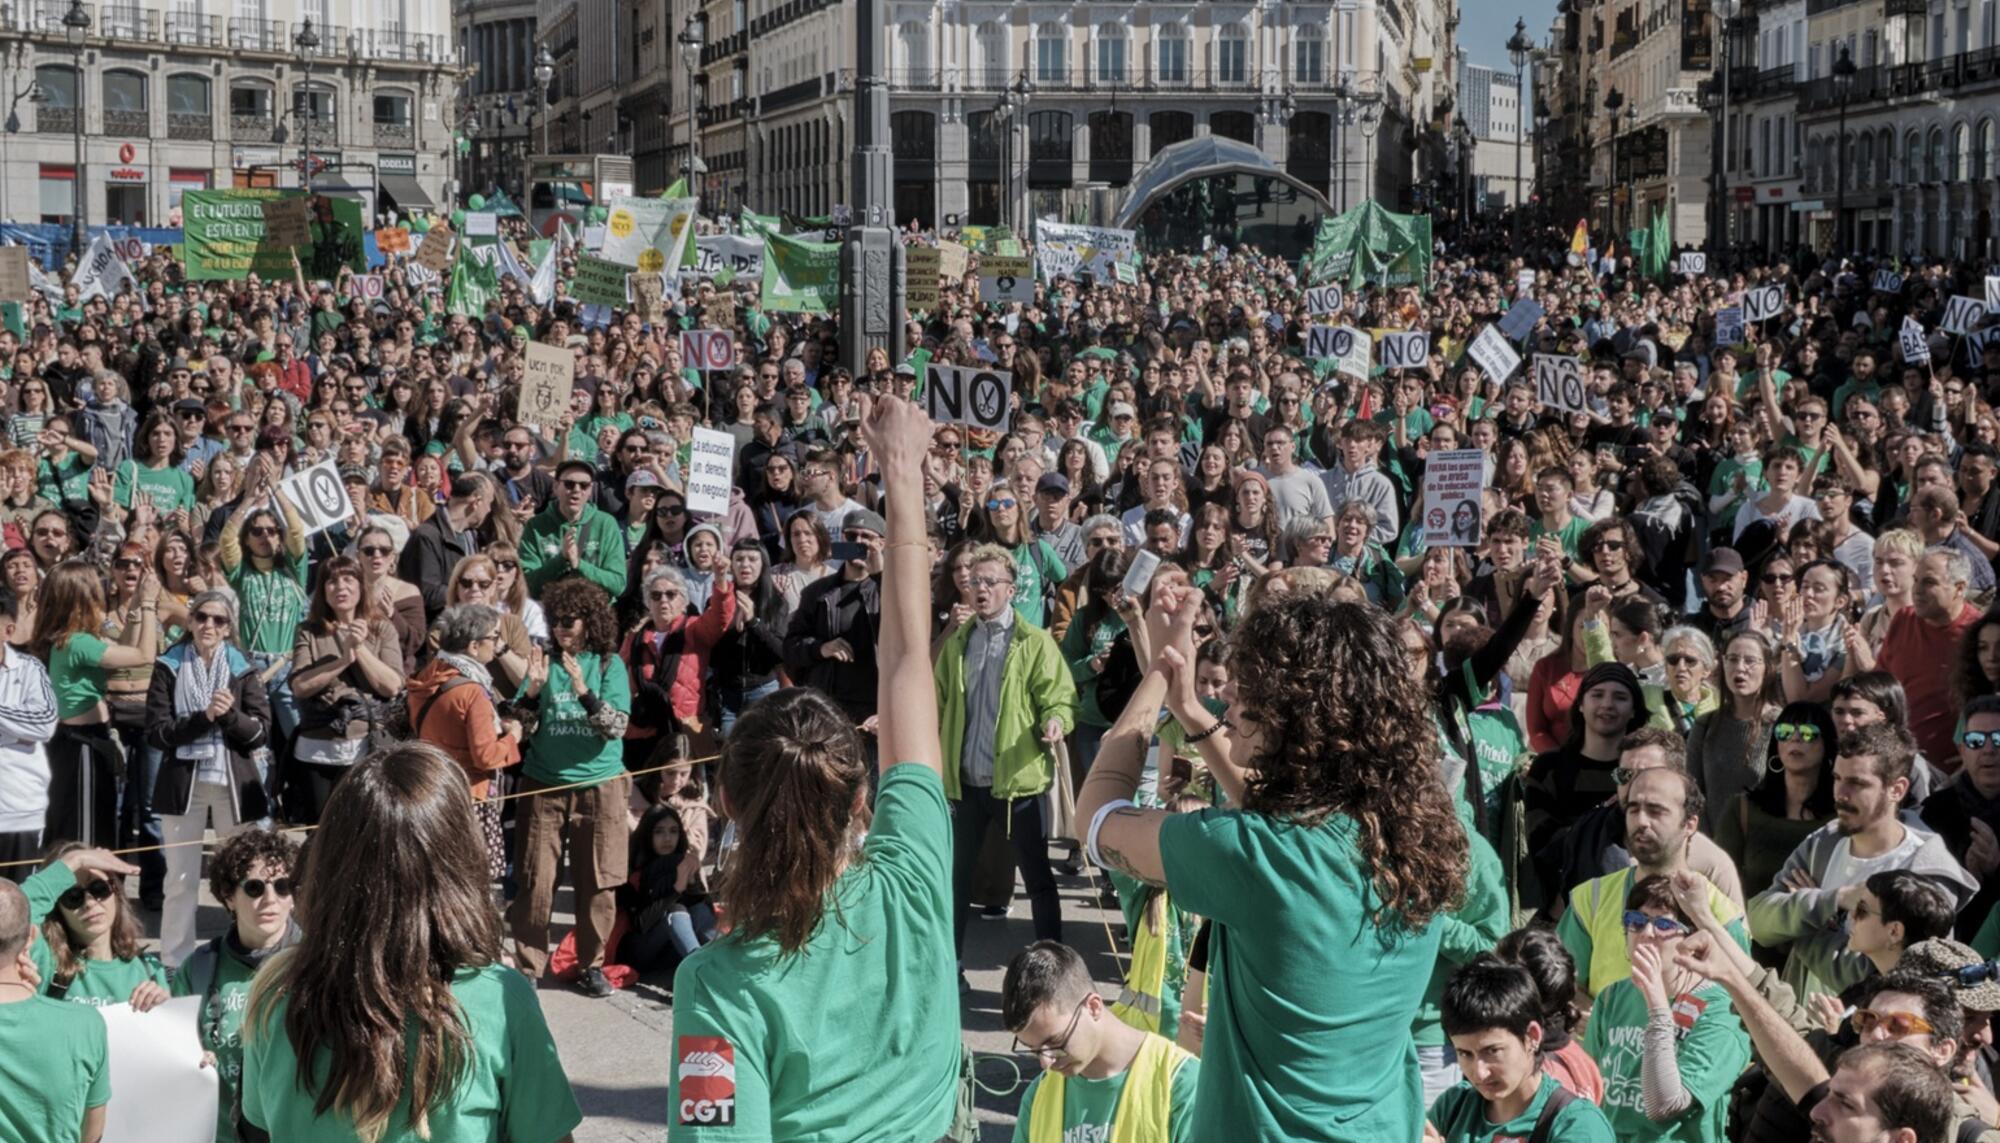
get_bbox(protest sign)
[1498,299,1544,342]
[261,196,311,247]
[1468,326,1522,381]
[1988,275,2000,314]
[1304,285,1345,316]
[1516,268,1536,294]
[1900,316,1931,365]
[630,272,668,324]
[1036,219,1138,258]
[1307,325,1373,379]
[101,997,216,1143]
[694,234,763,278]
[182,189,305,280]
[1422,449,1487,548]
[601,196,675,270]
[1677,252,1707,276]
[685,427,737,516]
[571,254,630,307]
[414,228,455,275]
[1112,261,1137,285]
[760,232,840,313]
[938,241,970,282]
[681,329,735,373]
[1714,306,1745,346]
[1035,243,1083,283]
[376,226,412,255]
[519,340,576,426]
[0,247,29,302]
[1379,331,1430,370]
[1533,354,1589,414]
[1121,549,1161,597]
[924,363,1012,431]
[1944,295,1986,336]
[353,274,385,301]
[1877,270,1906,295]
[464,211,498,238]
[905,246,941,311]
[980,255,1034,304]
[1743,284,1785,322]
[274,458,353,537]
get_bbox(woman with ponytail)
[667,394,961,1141]
[240,742,581,1142]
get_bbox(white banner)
[684,427,737,517]
[1035,219,1137,258]
[72,234,137,303]
[1421,449,1487,548]
[1468,326,1522,382]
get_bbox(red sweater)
[1877,602,1980,774]
[620,582,736,736]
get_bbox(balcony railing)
[230,113,276,142]
[38,107,77,134]
[103,108,149,135]
[373,121,414,149]
[98,4,145,38]
[916,67,1276,95]
[167,111,211,140]
[1798,46,2000,111]
[229,16,280,50]
[305,23,349,58]
[163,12,220,44]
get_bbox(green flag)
[1647,208,1672,282]
[759,232,840,314]
[1301,201,1432,289]
[447,243,500,317]
[661,177,689,199]
[740,211,781,238]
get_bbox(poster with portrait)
[1422,449,1486,548]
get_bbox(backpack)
[370,677,477,750]
[1529,1084,1577,1143]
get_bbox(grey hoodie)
[680,521,724,612]
[1746,817,1979,1000]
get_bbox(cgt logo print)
[679,1036,737,1126]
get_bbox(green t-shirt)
[241,963,582,1143]
[1159,809,1439,1142]
[228,559,308,657]
[20,863,171,1005]
[668,764,959,1141]
[0,996,110,1143]
[171,943,265,1143]
[1427,1073,1617,1142]
[113,459,197,516]
[35,453,91,507]
[1011,1051,1202,1143]
[1580,979,1749,1143]
[47,633,110,721]
[1528,513,1591,561]
[518,651,632,787]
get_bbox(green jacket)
[519,501,629,595]
[935,617,1078,801]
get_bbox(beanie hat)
[1578,661,1649,732]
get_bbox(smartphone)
[830,541,869,563]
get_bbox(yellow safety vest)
[1576,867,1741,996]
[1110,893,1171,1034]
[1025,1032,1192,1143]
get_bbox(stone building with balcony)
[455,0,536,201]
[0,0,461,230]
[1707,0,1805,255]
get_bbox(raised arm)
[859,395,940,777]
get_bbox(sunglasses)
[238,877,293,900]
[1664,653,1705,668]
[560,479,594,491]
[113,558,144,571]
[190,611,231,628]
[1774,723,1821,743]
[648,590,685,602]
[1595,540,1627,553]
[247,526,280,538]
[460,577,494,589]
[659,505,687,516]
[1622,911,1689,936]
[1851,1009,1935,1038]
[495,560,519,571]
[59,879,118,910]
[359,545,394,558]
[1763,572,1796,585]
[985,498,1018,512]
[1963,730,1998,750]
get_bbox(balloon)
[468,193,486,211]
[451,210,466,230]
[587,205,609,224]
[409,216,431,234]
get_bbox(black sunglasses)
[58,879,117,910]
[238,877,293,900]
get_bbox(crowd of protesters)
[6,201,2000,1143]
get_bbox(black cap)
[554,458,596,482]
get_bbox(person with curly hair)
[1075,589,1469,1142]
[169,827,301,1143]
[508,575,632,999]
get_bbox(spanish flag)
[1570,219,1590,255]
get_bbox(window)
[103,70,148,112]
[1218,24,1248,84]
[168,74,210,115]
[1858,134,1874,187]
[975,22,1007,87]
[230,84,272,117]
[1035,22,1066,84]
[1980,120,1996,180]
[1158,24,1188,83]
[1096,23,1126,83]
[294,84,334,126]
[1953,123,1971,180]
[1905,130,1922,181]
[35,65,76,109]
[373,92,410,125]
[1929,126,1946,181]
[1296,25,1324,83]
[899,22,930,84]
[40,166,74,224]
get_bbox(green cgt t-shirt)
[1427,1072,1617,1143]
[668,763,959,1142]
[20,863,171,1006]
[518,651,632,788]
[0,996,110,1143]
[241,963,582,1143]
[1010,1051,1202,1143]
[171,941,268,1143]
[1581,978,1749,1143]
[1158,808,1441,1143]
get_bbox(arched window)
[1804,136,1821,192]
[1858,133,1874,187]
[1929,126,1947,181]
[1906,130,1923,181]
[1295,24,1326,84]
[1157,23,1189,84]
[975,22,1008,88]
[35,64,77,109]
[898,22,929,85]
[1980,119,1996,180]
[103,69,148,111]
[1953,122,1971,180]
[1878,128,1894,184]
[1035,21,1067,85]
[1217,23,1248,85]
[1096,22,1127,84]
[168,73,210,114]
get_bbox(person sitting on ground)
[18,842,170,1009]
[0,862,115,1143]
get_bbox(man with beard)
[1556,755,1749,1003]
[1747,723,1979,1002]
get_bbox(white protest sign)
[1677,252,1708,276]
[1900,316,1932,365]
[924,363,1013,431]
[1121,548,1161,597]
[1944,295,1987,336]
[1533,354,1590,415]
[1035,242,1084,282]
[979,255,1035,303]
[1421,449,1487,549]
[1987,276,2000,314]
[1516,268,1536,294]
[1743,284,1786,322]
[1379,331,1431,370]
[600,196,675,270]
[685,427,737,517]
[101,997,217,1143]
[354,274,385,301]
[464,211,498,237]
[1468,326,1522,382]
[695,234,763,277]
[1498,299,1545,342]
[274,457,352,536]
[1878,270,1907,295]
[518,340,576,427]
[1304,284,1346,316]
[1305,326,1372,378]
[1036,219,1138,258]
[680,329,736,372]
[1714,307,1746,346]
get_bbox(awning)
[310,175,373,206]
[379,174,435,211]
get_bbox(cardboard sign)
[938,240,970,282]
[1304,284,1346,316]
[680,329,735,372]
[1677,252,1707,276]
[1422,449,1487,548]
[1498,299,1545,342]
[1714,307,1745,346]
[1379,331,1430,370]
[1533,354,1589,414]
[630,272,668,324]
[274,458,353,537]
[979,255,1034,304]
[923,363,1012,431]
[353,274,385,301]
[1900,316,1931,365]
[414,228,455,274]
[684,427,736,517]
[1121,548,1161,598]
[1743,284,1786,322]
[1468,326,1522,382]
[1875,269,1906,295]
[1944,295,1986,336]
[905,245,941,311]
[376,226,412,255]
[0,247,29,303]
[260,197,311,248]
[518,340,576,427]
[571,254,631,307]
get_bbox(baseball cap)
[1699,548,1745,577]
[626,470,667,493]
[554,458,596,481]
[1109,401,1137,420]
[893,363,918,378]
[171,397,206,415]
[1035,473,1070,497]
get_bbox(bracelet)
[1086,798,1136,870]
[1184,716,1231,744]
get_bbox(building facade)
[1460,58,1526,212]
[0,0,461,228]
[455,0,536,201]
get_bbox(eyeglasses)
[247,526,280,538]
[985,498,1018,512]
[968,575,1011,589]
[228,424,256,434]
[648,590,685,602]
[1963,730,1999,750]
[495,560,519,571]
[359,545,393,558]
[1774,723,1822,743]
[58,879,118,911]
[559,479,593,492]
[1087,536,1120,549]
[1664,653,1705,668]
[190,611,231,628]
[1762,572,1796,585]
[113,558,144,571]
[1851,1009,1935,1038]
[1622,911,1689,936]
[238,877,293,900]
[1012,997,1090,1061]
[460,577,494,589]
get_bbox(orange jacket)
[408,659,520,798]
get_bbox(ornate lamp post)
[1507,16,1532,242]
[63,0,90,251]
[295,16,319,194]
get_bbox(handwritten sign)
[906,245,940,311]
[684,427,736,516]
[630,272,667,324]
[518,340,576,427]
[571,254,630,307]
[0,247,28,303]
[980,255,1034,304]
[414,228,454,274]
[938,240,970,282]
[261,197,311,248]
[1468,326,1522,382]
[375,226,412,255]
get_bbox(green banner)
[305,195,368,281]
[447,242,500,317]
[740,211,780,238]
[759,232,839,314]
[1302,200,1432,290]
[572,254,631,307]
[182,189,366,281]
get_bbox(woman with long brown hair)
[241,743,581,1141]
[666,395,960,1139]
[31,560,159,847]
[1077,589,1469,1142]
[16,841,169,1006]
[288,555,404,821]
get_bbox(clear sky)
[1461,3,1561,76]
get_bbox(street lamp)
[1714,0,1738,259]
[679,12,705,212]
[1603,86,1624,239]
[1625,102,1638,233]
[1508,16,1532,242]
[294,16,319,195]
[1535,98,1551,209]
[1333,70,1354,211]
[534,46,554,157]
[1832,44,1856,257]
[63,0,89,253]
[1357,99,1382,206]
[1452,114,1473,226]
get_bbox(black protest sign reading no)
[925,363,1012,432]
